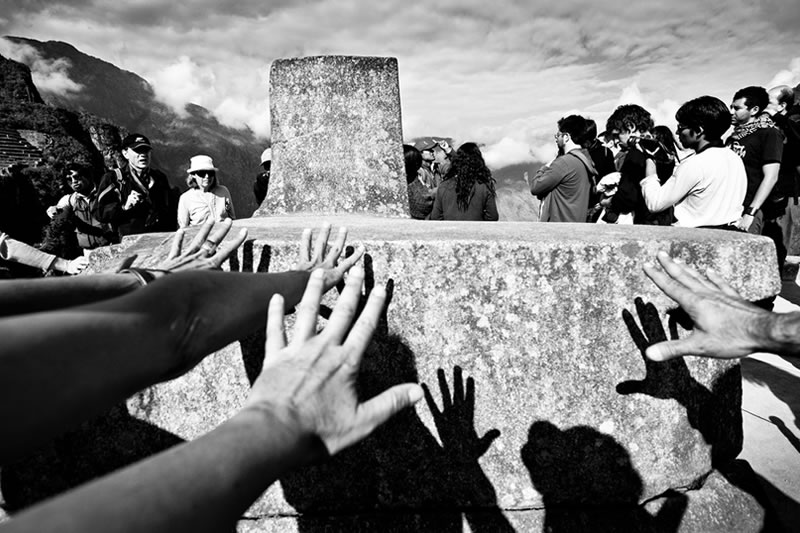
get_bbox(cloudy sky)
[1,0,799,168]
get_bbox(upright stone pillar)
[46,56,776,532]
[254,56,408,217]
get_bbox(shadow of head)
[521,420,642,505]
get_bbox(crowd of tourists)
[0,81,799,531]
[405,83,800,278]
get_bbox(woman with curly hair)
[430,142,499,221]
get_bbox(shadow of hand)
[320,252,394,341]
[423,366,500,463]
[616,297,695,399]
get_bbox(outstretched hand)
[159,219,247,271]
[423,366,500,462]
[245,267,423,457]
[643,251,770,361]
[295,223,364,292]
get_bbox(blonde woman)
[177,155,235,228]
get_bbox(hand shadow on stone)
[278,260,509,532]
[0,403,184,514]
[422,366,514,533]
[232,239,272,385]
[521,420,687,532]
[617,297,742,467]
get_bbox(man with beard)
[727,86,785,267]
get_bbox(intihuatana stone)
[254,56,408,217]
[71,218,776,531]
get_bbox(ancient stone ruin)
[6,56,780,532]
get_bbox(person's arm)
[640,158,698,213]
[0,232,86,275]
[177,193,189,228]
[222,186,235,219]
[484,192,499,221]
[0,220,247,316]
[528,158,566,197]
[0,268,423,533]
[642,251,800,361]
[737,128,784,229]
[0,225,362,461]
[430,187,444,220]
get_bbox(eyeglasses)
[554,132,569,139]
[193,171,215,178]
[676,124,690,133]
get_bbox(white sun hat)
[187,155,218,174]
[260,148,272,164]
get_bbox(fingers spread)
[299,228,312,263]
[643,254,696,308]
[332,383,423,454]
[206,218,233,245]
[706,269,742,298]
[342,285,386,363]
[291,269,326,346]
[312,223,333,262]
[324,266,365,344]
[326,227,348,263]
[645,337,699,362]
[168,229,184,260]
[656,252,709,294]
[187,220,215,254]
[266,294,288,355]
[211,228,248,268]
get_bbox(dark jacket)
[431,179,498,221]
[95,165,176,237]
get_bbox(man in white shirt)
[639,96,746,229]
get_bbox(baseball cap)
[121,133,152,151]
[414,138,438,151]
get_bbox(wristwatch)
[743,206,758,217]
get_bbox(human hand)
[423,366,500,462]
[734,214,754,231]
[156,219,247,272]
[295,223,364,292]
[46,206,60,219]
[642,251,772,361]
[435,139,452,154]
[123,191,141,211]
[65,256,89,275]
[245,268,423,456]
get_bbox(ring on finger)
[201,239,218,254]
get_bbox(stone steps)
[0,127,43,170]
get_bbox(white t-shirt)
[640,147,746,228]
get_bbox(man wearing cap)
[415,139,438,189]
[95,133,176,237]
[254,147,271,206]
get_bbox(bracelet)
[119,267,170,287]
[743,206,758,217]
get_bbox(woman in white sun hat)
[177,155,236,228]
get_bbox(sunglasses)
[193,171,215,178]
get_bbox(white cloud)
[0,37,83,97]
[148,56,218,117]
[482,137,536,170]
[767,57,800,89]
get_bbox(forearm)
[0,274,141,316]
[1,408,322,533]
[0,269,311,461]
[762,312,800,358]
[749,165,780,210]
[640,175,690,213]
[528,166,558,196]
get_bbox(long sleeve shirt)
[640,147,746,227]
